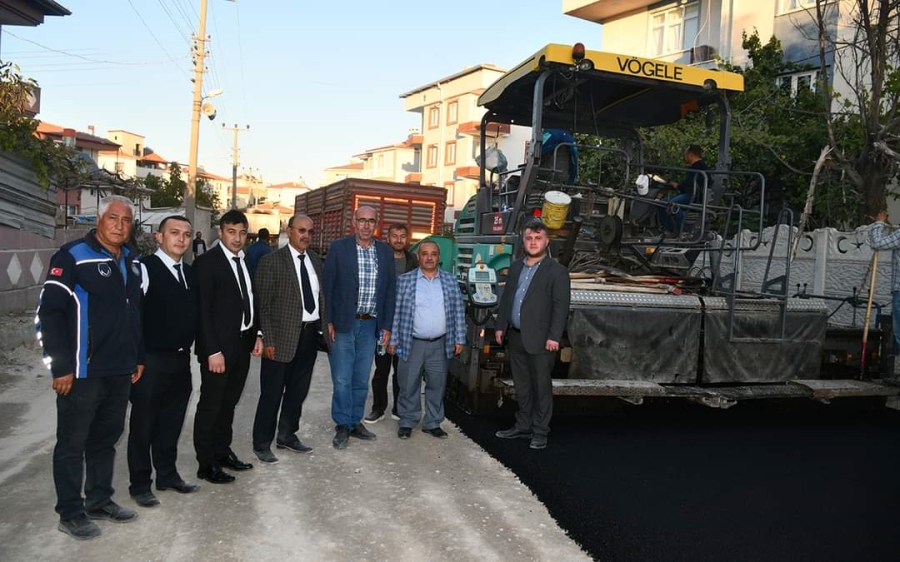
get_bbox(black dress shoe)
[398,427,412,440]
[216,452,253,471]
[196,465,235,484]
[422,427,449,439]
[87,501,137,523]
[333,426,350,449]
[276,438,313,454]
[131,492,160,508]
[495,427,533,439]
[349,424,377,441]
[157,481,201,494]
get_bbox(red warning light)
[572,43,586,63]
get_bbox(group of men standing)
[38,196,569,541]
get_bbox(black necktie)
[298,254,315,314]
[233,256,251,325]
[173,263,186,289]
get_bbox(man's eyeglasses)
[291,227,314,234]
[356,218,377,226]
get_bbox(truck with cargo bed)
[294,178,446,255]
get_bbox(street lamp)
[201,88,223,120]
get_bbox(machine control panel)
[467,263,498,306]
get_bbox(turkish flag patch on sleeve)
[50,267,64,276]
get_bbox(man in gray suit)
[252,214,325,464]
[493,219,570,450]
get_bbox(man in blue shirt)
[388,241,466,439]
[324,206,396,449]
[245,228,272,279]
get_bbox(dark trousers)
[54,374,131,520]
[193,342,252,470]
[127,350,192,495]
[252,324,318,450]
[371,352,400,414]
[507,329,555,437]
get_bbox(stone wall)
[716,225,890,327]
[0,225,86,315]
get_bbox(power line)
[2,30,186,67]
[208,3,234,120]
[235,0,249,118]
[22,62,187,72]
[125,0,190,76]
[170,0,198,32]
[155,0,191,43]
[2,47,108,57]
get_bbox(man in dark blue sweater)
[658,144,709,235]
[128,215,201,508]
[245,227,272,279]
[37,195,144,540]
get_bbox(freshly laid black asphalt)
[447,398,900,562]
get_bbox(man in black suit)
[494,219,570,450]
[193,210,262,483]
[252,214,325,464]
[128,215,201,507]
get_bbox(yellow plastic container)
[541,191,571,229]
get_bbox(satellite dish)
[201,102,217,121]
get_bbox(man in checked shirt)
[324,206,396,449]
[869,210,900,353]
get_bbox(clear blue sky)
[1,1,602,187]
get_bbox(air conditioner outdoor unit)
[691,45,716,63]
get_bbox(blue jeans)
[328,318,377,427]
[659,192,693,232]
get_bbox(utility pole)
[185,0,209,262]
[223,123,250,209]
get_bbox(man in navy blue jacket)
[324,205,396,449]
[37,195,145,540]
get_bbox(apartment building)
[34,122,122,217]
[563,0,846,96]
[265,181,309,208]
[321,132,421,188]
[98,129,144,179]
[400,65,531,222]
[320,161,365,186]
[197,169,232,210]
[352,134,421,184]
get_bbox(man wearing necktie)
[251,214,326,464]
[128,215,201,508]
[193,210,263,484]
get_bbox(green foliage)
[196,177,220,212]
[145,163,220,223]
[0,61,85,188]
[148,163,185,207]
[576,31,857,227]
